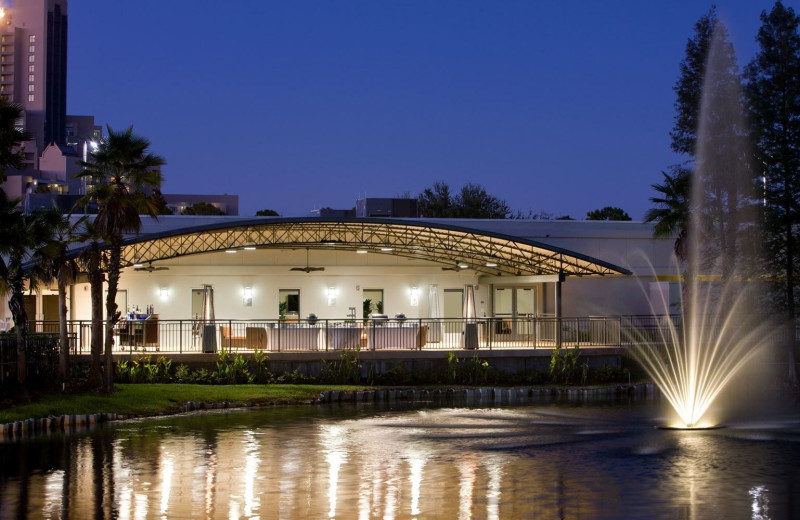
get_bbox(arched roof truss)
[105,218,629,277]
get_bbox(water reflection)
[0,402,798,519]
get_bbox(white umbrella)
[201,285,217,352]
[427,284,442,343]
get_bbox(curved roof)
[103,217,631,277]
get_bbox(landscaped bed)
[0,384,365,423]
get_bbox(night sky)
[60,0,784,218]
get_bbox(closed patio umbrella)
[463,284,478,349]
[427,284,442,343]
[201,285,217,353]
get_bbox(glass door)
[443,289,463,334]
[493,286,536,339]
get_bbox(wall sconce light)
[327,286,337,306]
[410,286,419,307]
[243,286,253,307]
[159,286,168,300]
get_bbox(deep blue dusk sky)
[60,0,787,218]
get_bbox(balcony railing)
[18,315,798,355]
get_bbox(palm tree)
[645,166,692,262]
[77,220,106,388]
[0,192,58,383]
[33,207,87,383]
[0,97,30,182]
[76,126,165,391]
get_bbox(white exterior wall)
[69,249,489,321]
[24,217,681,324]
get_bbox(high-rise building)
[1,0,68,162]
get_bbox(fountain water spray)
[632,25,777,429]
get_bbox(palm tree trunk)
[785,189,798,386]
[9,283,27,384]
[58,274,69,384]
[103,242,122,392]
[88,245,104,389]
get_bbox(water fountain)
[631,27,778,429]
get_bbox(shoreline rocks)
[0,383,655,441]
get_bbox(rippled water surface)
[1,398,799,519]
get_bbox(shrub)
[319,348,362,384]
[275,368,313,384]
[174,364,192,383]
[251,349,272,384]
[446,352,490,385]
[589,364,629,384]
[216,349,251,384]
[549,345,588,385]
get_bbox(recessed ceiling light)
[244,246,256,251]
[356,249,368,254]
[225,250,237,254]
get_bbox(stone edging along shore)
[0,383,655,441]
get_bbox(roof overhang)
[69,217,632,277]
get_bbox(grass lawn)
[0,384,366,423]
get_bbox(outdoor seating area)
[24,315,650,356]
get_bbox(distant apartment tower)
[0,0,68,163]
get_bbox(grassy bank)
[0,384,366,423]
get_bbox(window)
[28,74,34,82]
[28,55,34,63]
[28,45,35,53]
[29,65,34,73]
[28,84,34,92]
[363,289,384,316]
[29,35,36,43]
[28,94,34,102]
[278,289,300,317]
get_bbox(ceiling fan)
[134,262,169,273]
[442,262,470,272]
[290,248,325,273]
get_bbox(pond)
[1,396,798,519]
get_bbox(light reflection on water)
[0,400,799,519]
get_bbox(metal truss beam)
[77,218,631,278]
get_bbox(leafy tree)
[417,181,509,218]
[181,202,225,215]
[77,220,106,387]
[0,193,58,383]
[33,208,87,382]
[0,97,29,183]
[418,181,454,217]
[150,188,173,215]
[255,208,279,216]
[645,166,692,261]
[586,206,632,221]
[453,183,511,218]
[667,8,753,279]
[671,7,718,156]
[745,0,800,386]
[76,125,166,391]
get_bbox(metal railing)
[18,314,800,356]
[18,315,796,355]
[18,316,635,354]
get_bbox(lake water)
[1,397,799,519]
